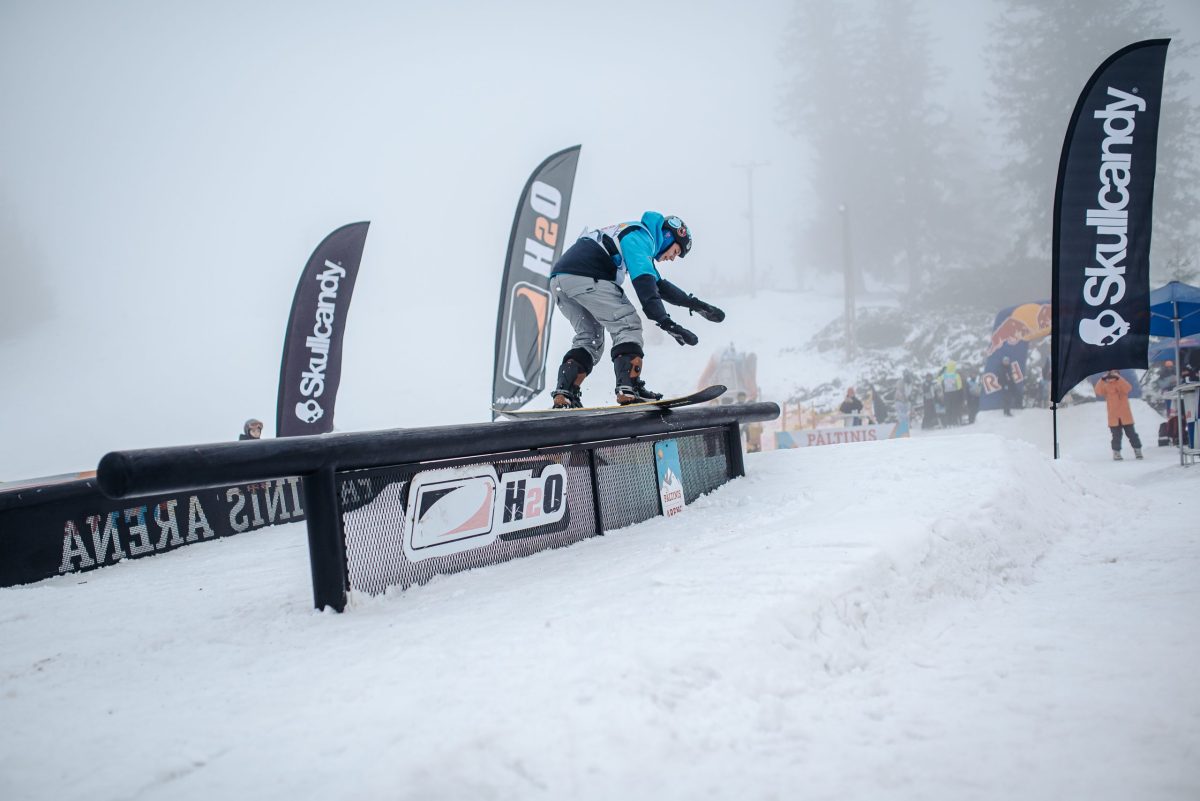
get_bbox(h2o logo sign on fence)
[403,461,568,561]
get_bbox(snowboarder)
[547,212,725,408]
[1094,369,1143,460]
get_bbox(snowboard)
[496,385,727,419]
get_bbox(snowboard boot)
[612,344,663,405]
[1112,450,1123,461]
[551,349,592,409]
[1134,448,1144,460]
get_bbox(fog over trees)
[781,0,1199,308]
[989,0,1200,288]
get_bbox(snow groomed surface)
[0,402,1197,800]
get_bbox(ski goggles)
[663,215,692,257]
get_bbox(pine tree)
[988,0,1200,288]
[780,0,995,298]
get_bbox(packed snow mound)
[0,431,1147,801]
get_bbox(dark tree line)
[989,0,1200,288]
[781,0,1199,307]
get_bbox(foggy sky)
[1,0,1198,478]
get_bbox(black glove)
[658,317,699,346]
[688,296,725,323]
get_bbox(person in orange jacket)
[1094,369,1143,460]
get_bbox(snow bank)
[2,425,1169,801]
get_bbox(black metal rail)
[96,402,779,611]
[98,403,779,498]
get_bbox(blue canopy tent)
[1149,336,1200,362]
[1149,281,1200,463]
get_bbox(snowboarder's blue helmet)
[663,215,692,258]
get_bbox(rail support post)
[304,465,348,612]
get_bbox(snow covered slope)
[1,407,1197,800]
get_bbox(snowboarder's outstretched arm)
[621,229,721,346]
[657,279,725,323]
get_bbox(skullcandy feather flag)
[1051,40,1168,402]
[276,222,369,437]
[492,145,582,418]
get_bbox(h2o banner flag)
[276,222,369,437]
[492,146,582,417]
[1052,40,1169,402]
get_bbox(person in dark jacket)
[921,373,937,429]
[939,360,964,426]
[966,371,981,424]
[839,387,864,426]
[999,357,1015,417]
[240,419,263,441]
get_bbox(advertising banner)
[1052,40,1169,401]
[981,301,1050,411]
[492,146,582,416]
[277,222,370,437]
[775,423,908,449]
[654,439,686,517]
[0,477,307,587]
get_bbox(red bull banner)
[492,146,582,417]
[981,302,1051,411]
[1052,40,1169,402]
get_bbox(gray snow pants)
[549,274,643,366]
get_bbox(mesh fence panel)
[676,429,730,504]
[594,439,659,531]
[334,428,735,600]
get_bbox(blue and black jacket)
[550,211,694,323]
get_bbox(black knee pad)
[562,347,594,374]
[610,342,643,361]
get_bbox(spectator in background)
[933,377,947,427]
[240,419,263,441]
[940,361,964,426]
[920,373,937,429]
[999,357,1015,417]
[867,382,889,424]
[894,371,912,429]
[839,387,864,427]
[1095,370,1143,460]
[966,370,981,424]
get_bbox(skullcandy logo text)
[294,260,347,421]
[1079,86,1145,347]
